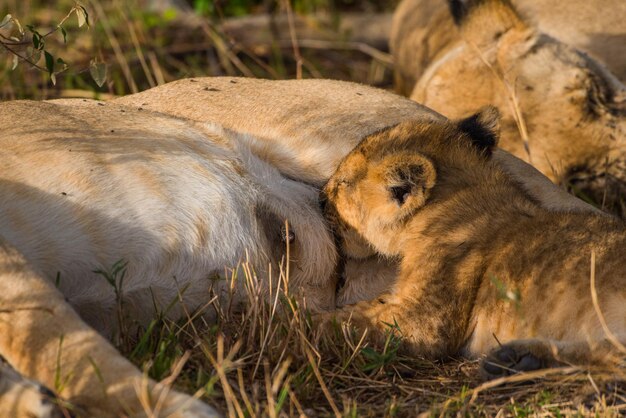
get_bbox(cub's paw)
[481,344,548,379]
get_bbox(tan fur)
[392,0,626,213]
[323,108,626,376]
[112,77,441,186]
[0,361,64,418]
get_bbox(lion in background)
[322,106,626,376]
[392,0,626,214]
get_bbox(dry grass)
[0,0,396,100]
[116,260,626,417]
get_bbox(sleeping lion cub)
[323,106,626,377]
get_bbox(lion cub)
[323,106,626,377]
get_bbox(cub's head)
[323,107,499,257]
[414,0,626,212]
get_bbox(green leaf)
[60,26,67,43]
[44,51,58,85]
[44,50,54,74]
[56,57,68,72]
[31,32,40,49]
[89,59,107,87]
[26,25,44,50]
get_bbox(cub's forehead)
[357,120,459,158]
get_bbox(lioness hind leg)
[0,362,66,418]
[0,240,218,418]
[482,339,624,379]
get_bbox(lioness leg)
[482,338,625,379]
[0,240,218,417]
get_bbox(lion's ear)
[379,154,436,211]
[457,106,500,156]
[448,0,526,46]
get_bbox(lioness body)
[0,100,337,328]
[324,109,626,374]
[392,0,626,213]
[113,77,441,186]
[0,99,338,416]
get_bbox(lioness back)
[112,77,598,213]
[113,77,441,186]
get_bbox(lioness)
[392,0,626,94]
[322,106,626,376]
[0,99,338,416]
[112,77,598,306]
[393,0,626,213]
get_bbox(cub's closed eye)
[390,184,412,205]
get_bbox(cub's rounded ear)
[457,106,500,156]
[379,154,436,217]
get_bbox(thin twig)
[282,0,303,79]
[464,38,532,163]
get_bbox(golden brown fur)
[392,0,626,214]
[323,107,626,376]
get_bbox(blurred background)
[0,0,398,100]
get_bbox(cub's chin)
[336,255,399,308]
